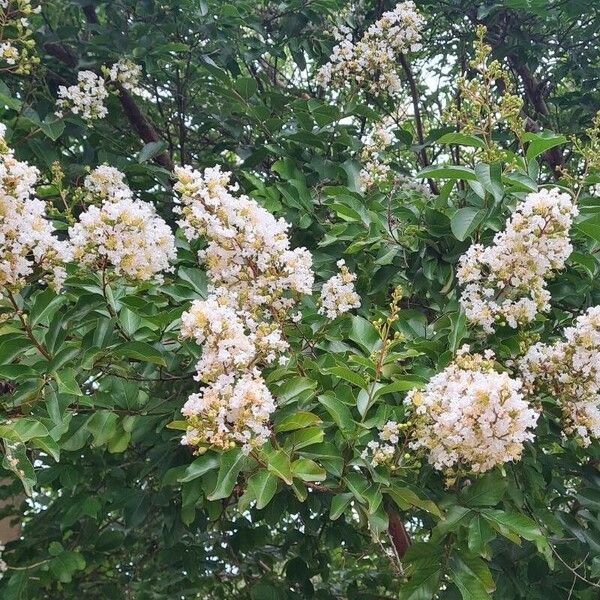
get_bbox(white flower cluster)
[180,291,288,383]
[0,41,19,65]
[175,165,315,453]
[358,120,395,190]
[69,166,176,282]
[82,165,133,201]
[107,59,142,93]
[319,259,360,319]
[405,348,538,475]
[55,60,142,122]
[55,70,109,121]
[519,306,600,447]
[0,127,71,292]
[317,1,424,96]
[175,165,314,313]
[361,420,401,467]
[395,173,430,197]
[458,188,578,332]
[181,369,275,452]
[0,0,40,74]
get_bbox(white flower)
[181,292,259,383]
[55,70,108,121]
[406,351,538,474]
[0,132,71,292]
[319,259,360,319]
[317,1,424,96]
[174,165,314,313]
[181,369,275,453]
[394,173,430,197]
[358,119,395,190]
[0,41,19,65]
[69,167,176,281]
[458,188,578,332]
[108,59,142,93]
[174,164,316,452]
[83,165,133,201]
[519,306,600,447]
[361,420,402,467]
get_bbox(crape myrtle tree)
[1,0,600,598]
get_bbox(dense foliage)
[1,1,600,598]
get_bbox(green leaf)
[3,441,36,495]
[208,448,246,500]
[345,472,370,503]
[115,341,166,366]
[0,364,37,379]
[437,133,485,148]
[0,418,49,443]
[387,486,442,518]
[449,310,467,353]
[367,503,389,536]
[40,116,65,141]
[451,208,485,241]
[577,488,600,512]
[449,554,494,600]
[266,450,293,485]
[274,377,317,404]
[0,81,22,110]
[330,493,353,520]
[459,472,507,507]
[137,141,168,163]
[248,469,278,509]
[251,582,281,600]
[481,509,542,542]
[286,426,324,449]
[274,411,322,433]
[468,516,495,554]
[577,219,600,243]
[0,338,30,363]
[166,420,189,431]
[374,378,425,399]
[53,369,83,396]
[179,453,220,482]
[317,393,355,433]
[325,365,368,389]
[523,131,567,161]
[49,550,86,583]
[308,99,340,127]
[86,411,119,447]
[503,172,537,192]
[233,76,258,99]
[416,164,477,181]
[300,442,343,477]
[434,505,473,538]
[349,316,381,353]
[291,458,326,482]
[30,289,66,326]
[363,484,383,514]
[400,544,443,600]
[475,163,504,202]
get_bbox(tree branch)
[399,53,428,169]
[43,42,77,69]
[385,502,411,560]
[399,53,438,195]
[507,55,564,179]
[44,5,175,172]
[114,82,175,171]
